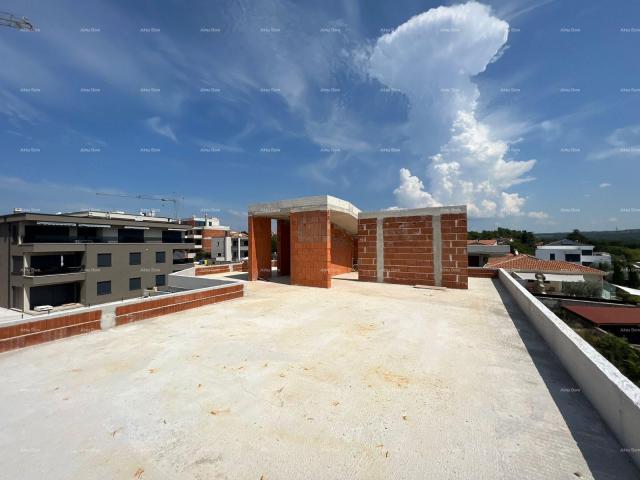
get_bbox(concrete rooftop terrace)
[1,273,638,479]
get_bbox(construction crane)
[0,11,35,31]
[95,192,184,221]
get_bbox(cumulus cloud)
[146,116,177,142]
[528,211,549,219]
[370,1,537,218]
[599,182,611,188]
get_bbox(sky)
[1,0,639,232]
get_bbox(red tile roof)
[467,239,498,245]
[485,254,606,275]
[563,304,640,325]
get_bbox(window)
[129,252,141,265]
[97,281,111,296]
[162,230,181,243]
[118,228,144,243]
[155,274,166,287]
[156,251,166,263]
[549,253,555,260]
[129,277,141,291]
[97,253,111,267]
[581,250,593,256]
[565,254,580,262]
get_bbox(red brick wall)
[290,210,331,288]
[248,216,272,281]
[115,284,243,325]
[440,213,468,289]
[357,210,468,289]
[277,220,291,275]
[357,218,377,282]
[195,262,245,276]
[468,267,498,278]
[0,310,101,353]
[330,223,355,276]
[383,215,435,285]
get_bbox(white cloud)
[369,1,538,218]
[394,168,440,208]
[588,124,640,161]
[527,211,549,219]
[146,116,177,142]
[599,182,611,188]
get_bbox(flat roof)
[359,204,466,219]
[0,212,189,229]
[0,274,636,478]
[248,195,360,234]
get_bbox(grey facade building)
[0,211,194,312]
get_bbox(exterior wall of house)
[536,245,595,264]
[357,206,468,289]
[290,211,331,288]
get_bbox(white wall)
[499,269,640,469]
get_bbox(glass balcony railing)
[16,266,86,276]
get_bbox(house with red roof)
[467,239,510,267]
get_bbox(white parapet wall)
[498,268,640,468]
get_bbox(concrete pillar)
[276,219,290,276]
[248,216,272,281]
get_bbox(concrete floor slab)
[0,274,638,479]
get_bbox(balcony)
[19,265,85,277]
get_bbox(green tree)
[628,268,640,289]
[567,229,589,243]
[612,260,625,285]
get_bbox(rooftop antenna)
[95,192,184,221]
[0,11,35,31]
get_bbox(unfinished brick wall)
[0,310,101,353]
[195,262,246,276]
[248,216,272,281]
[440,213,468,288]
[115,284,243,325]
[358,207,467,289]
[383,215,434,285]
[330,224,355,276]
[357,218,377,282]
[290,210,331,288]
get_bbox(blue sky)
[1,0,639,232]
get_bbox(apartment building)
[210,231,249,262]
[0,210,194,312]
[180,216,229,260]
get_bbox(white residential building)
[535,239,606,267]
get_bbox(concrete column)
[248,216,272,281]
[276,219,291,276]
[432,214,442,287]
[376,218,384,283]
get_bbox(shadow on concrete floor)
[492,279,639,479]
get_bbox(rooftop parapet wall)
[357,205,467,289]
[498,268,640,470]
[0,272,244,353]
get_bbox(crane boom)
[95,192,184,220]
[0,11,34,31]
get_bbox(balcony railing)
[18,237,191,244]
[15,266,86,276]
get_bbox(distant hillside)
[536,229,640,244]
